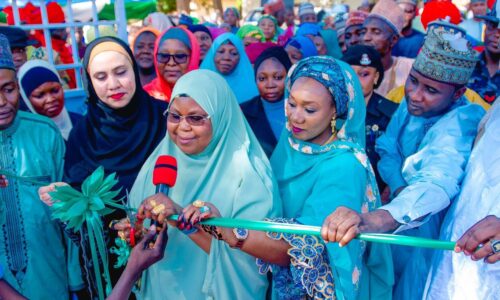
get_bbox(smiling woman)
[61,36,168,294]
[17,59,81,140]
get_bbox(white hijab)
[17,59,73,140]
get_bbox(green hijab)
[258,15,281,42]
[270,56,393,299]
[236,24,266,41]
[130,69,281,299]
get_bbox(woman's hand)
[138,193,182,227]
[38,182,68,206]
[112,218,145,245]
[180,200,231,242]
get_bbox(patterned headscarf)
[236,25,266,41]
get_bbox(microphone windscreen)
[153,155,177,187]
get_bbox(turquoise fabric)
[130,69,282,299]
[270,56,393,299]
[375,97,485,300]
[0,111,84,299]
[261,98,285,140]
[159,27,191,50]
[320,29,343,59]
[200,33,259,103]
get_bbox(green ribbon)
[0,169,50,185]
[168,215,456,251]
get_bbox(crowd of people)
[0,0,498,299]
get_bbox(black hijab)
[253,46,292,75]
[65,36,167,193]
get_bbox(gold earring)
[331,117,337,135]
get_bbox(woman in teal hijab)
[200,33,259,103]
[129,69,281,299]
[258,15,282,42]
[190,56,393,299]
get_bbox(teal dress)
[261,57,393,300]
[200,33,259,103]
[130,70,282,299]
[0,111,84,299]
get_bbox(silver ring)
[491,239,500,254]
[200,206,211,214]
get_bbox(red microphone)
[153,155,177,195]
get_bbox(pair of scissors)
[121,191,137,247]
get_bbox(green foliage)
[50,166,123,231]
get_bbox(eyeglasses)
[164,111,211,126]
[156,52,189,64]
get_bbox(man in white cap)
[298,2,317,24]
[363,0,415,96]
[392,0,425,58]
[320,21,486,300]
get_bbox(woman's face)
[214,42,240,75]
[285,44,303,64]
[287,77,336,145]
[259,18,276,41]
[194,31,212,61]
[157,39,191,85]
[243,36,260,46]
[351,65,379,100]
[313,35,327,55]
[28,81,64,117]
[256,58,287,102]
[167,96,213,155]
[89,51,136,109]
[134,32,156,69]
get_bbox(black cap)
[0,26,37,48]
[342,44,384,88]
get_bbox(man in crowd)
[0,26,35,72]
[392,0,425,58]
[363,0,414,96]
[321,21,486,300]
[0,34,84,299]
[344,10,368,50]
[459,0,488,45]
[298,2,317,24]
[468,1,500,104]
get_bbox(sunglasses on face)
[156,53,189,64]
[164,111,211,126]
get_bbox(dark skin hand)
[321,207,399,246]
[455,215,500,264]
[107,224,168,300]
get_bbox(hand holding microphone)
[138,155,182,227]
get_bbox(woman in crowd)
[131,27,160,86]
[187,24,213,64]
[342,45,398,192]
[38,36,168,296]
[128,69,281,299]
[63,36,167,194]
[183,56,393,299]
[284,35,318,64]
[144,27,200,101]
[17,59,81,140]
[236,24,266,46]
[320,28,343,58]
[258,15,280,42]
[201,33,258,103]
[241,46,292,157]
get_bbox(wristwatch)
[231,228,249,249]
